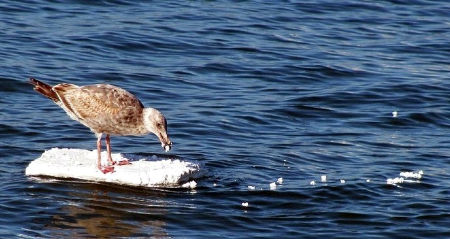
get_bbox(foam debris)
[387,170,424,185]
[321,175,327,182]
[400,170,423,179]
[269,182,277,190]
[182,180,197,189]
[241,202,249,207]
[26,148,202,188]
[387,177,404,185]
[277,177,283,184]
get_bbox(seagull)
[29,78,172,174]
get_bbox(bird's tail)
[29,78,59,102]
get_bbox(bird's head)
[143,108,172,152]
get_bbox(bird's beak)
[163,142,172,152]
[158,133,172,152]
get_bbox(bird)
[29,78,172,174]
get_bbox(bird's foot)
[100,165,115,174]
[113,160,131,166]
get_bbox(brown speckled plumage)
[52,83,147,136]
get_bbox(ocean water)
[0,0,449,238]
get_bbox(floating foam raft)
[25,148,201,188]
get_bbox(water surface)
[0,0,449,238]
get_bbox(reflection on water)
[44,182,169,238]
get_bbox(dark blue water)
[1,0,449,238]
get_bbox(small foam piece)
[321,175,327,182]
[269,182,276,190]
[340,179,346,184]
[310,180,316,186]
[248,185,256,190]
[25,148,201,188]
[277,177,283,184]
[400,170,423,179]
[241,202,249,207]
[181,180,197,189]
[392,111,398,117]
[387,170,424,185]
[387,177,404,185]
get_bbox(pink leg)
[97,133,114,174]
[106,134,130,166]
[97,134,102,170]
[105,134,115,166]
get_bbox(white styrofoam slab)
[25,148,201,188]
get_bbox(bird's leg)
[97,134,102,170]
[105,134,130,166]
[105,134,115,166]
[98,133,114,174]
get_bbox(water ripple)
[0,0,449,238]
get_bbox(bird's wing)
[53,83,144,126]
[51,83,85,121]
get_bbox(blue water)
[1,0,449,238]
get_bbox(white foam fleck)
[248,185,256,190]
[269,182,277,190]
[182,180,197,189]
[392,111,398,117]
[366,179,371,183]
[387,177,404,185]
[277,177,283,184]
[321,175,327,182]
[241,202,249,207]
[387,170,424,185]
[400,170,423,179]
[310,180,316,186]
[340,179,346,184]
